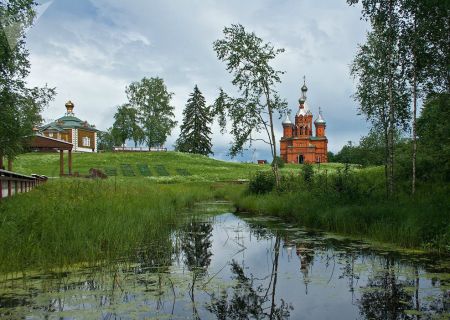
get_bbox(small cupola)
[299,76,308,105]
[314,107,326,125]
[282,113,293,126]
[65,100,75,115]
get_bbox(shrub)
[302,163,314,183]
[271,156,285,168]
[248,171,276,194]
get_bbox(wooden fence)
[0,169,47,200]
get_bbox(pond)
[0,205,449,319]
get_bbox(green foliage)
[271,156,285,168]
[301,163,314,183]
[0,0,55,159]
[97,127,115,151]
[230,168,449,251]
[212,24,288,159]
[327,151,335,162]
[112,104,143,147]
[248,171,275,194]
[334,131,393,166]
[175,85,213,155]
[126,77,177,148]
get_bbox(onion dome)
[299,76,308,105]
[65,100,75,115]
[314,107,326,125]
[282,113,293,125]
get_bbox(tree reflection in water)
[358,257,414,319]
[207,231,293,320]
[207,259,292,319]
[181,218,214,319]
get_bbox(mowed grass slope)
[13,151,258,180]
[13,151,368,181]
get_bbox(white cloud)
[28,0,370,158]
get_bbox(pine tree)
[175,85,213,156]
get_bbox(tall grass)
[226,168,450,252]
[0,178,216,273]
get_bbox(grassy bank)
[12,151,259,180]
[222,168,450,252]
[12,151,354,180]
[0,178,217,273]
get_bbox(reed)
[0,178,215,272]
[226,169,450,252]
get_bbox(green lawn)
[12,151,369,181]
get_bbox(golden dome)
[65,100,74,114]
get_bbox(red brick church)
[280,79,328,164]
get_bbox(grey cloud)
[29,0,370,158]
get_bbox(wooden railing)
[0,169,47,200]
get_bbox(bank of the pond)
[220,183,450,253]
[0,178,217,273]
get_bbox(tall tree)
[126,77,176,148]
[97,127,115,151]
[349,0,410,197]
[112,104,134,147]
[0,0,55,167]
[416,93,450,181]
[351,26,409,196]
[175,85,213,156]
[212,24,288,183]
[398,0,450,193]
[350,0,449,194]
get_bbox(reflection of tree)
[182,219,213,275]
[206,259,292,319]
[358,257,414,319]
[338,251,360,296]
[181,218,213,319]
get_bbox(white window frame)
[82,136,91,147]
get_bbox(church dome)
[301,83,308,92]
[314,108,326,125]
[282,113,292,125]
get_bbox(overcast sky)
[26,0,370,161]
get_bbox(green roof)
[41,114,98,132]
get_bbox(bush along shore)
[0,179,217,273]
[224,164,450,253]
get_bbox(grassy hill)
[12,151,357,181]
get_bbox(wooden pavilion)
[28,135,74,176]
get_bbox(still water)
[1,206,449,319]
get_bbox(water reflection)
[0,211,448,319]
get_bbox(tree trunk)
[412,56,417,195]
[265,86,280,187]
[384,124,389,199]
[269,235,281,319]
[387,0,395,197]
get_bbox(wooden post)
[14,181,18,195]
[60,150,64,176]
[68,149,72,176]
[20,181,23,193]
[7,177,11,197]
